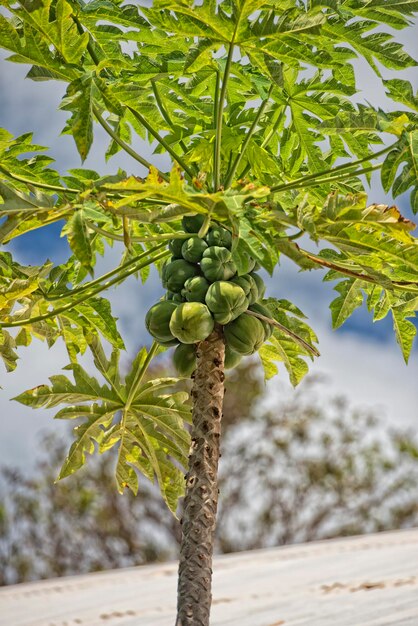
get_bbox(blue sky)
[1,22,418,468]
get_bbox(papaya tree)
[0,1,417,624]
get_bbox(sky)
[0,18,418,470]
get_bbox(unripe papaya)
[182,214,206,233]
[201,246,237,282]
[249,302,273,340]
[236,254,256,275]
[145,301,178,343]
[230,274,258,305]
[205,281,248,324]
[181,235,208,263]
[182,275,210,303]
[224,344,242,370]
[224,313,265,355]
[169,302,214,344]
[248,271,266,299]
[168,238,184,258]
[173,343,196,377]
[172,293,185,303]
[162,259,200,293]
[206,226,232,249]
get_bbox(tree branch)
[1,250,170,329]
[43,243,167,301]
[299,248,418,292]
[151,80,189,155]
[270,144,393,194]
[224,85,273,189]
[127,106,195,180]
[214,44,235,190]
[0,164,79,195]
[86,222,189,244]
[93,105,169,180]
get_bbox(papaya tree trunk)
[175,326,225,626]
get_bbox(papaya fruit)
[166,291,184,303]
[173,342,196,376]
[181,235,208,263]
[201,246,237,282]
[248,271,266,299]
[249,302,273,340]
[169,302,215,344]
[172,293,185,303]
[162,259,200,293]
[224,313,265,355]
[206,226,232,249]
[182,275,210,303]
[230,274,258,305]
[224,344,242,370]
[236,253,256,275]
[168,238,184,258]
[145,301,178,343]
[182,214,206,233]
[205,281,248,324]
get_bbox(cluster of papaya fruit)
[145,215,273,376]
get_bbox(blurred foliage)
[1,363,418,586]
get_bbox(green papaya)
[168,238,184,258]
[224,313,265,355]
[182,275,210,303]
[224,345,242,370]
[181,235,208,263]
[173,342,196,376]
[169,302,215,344]
[249,271,266,299]
[249,302,273,340]
[182,214,206,233]
[201,246,237,282]
[166,291,184,303]
[172,293,185,303]
[236,254,256,275]
[162,259,200,293]
[145,301,178,343]
[205,281,248,325]
[206,226,232,249]
[230,274,258,305]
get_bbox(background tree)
[0,1,417,624]
[2,369,418,587]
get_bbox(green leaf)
[0,329,19,372]
[391,305,417,363]
[72,297,125,349]
[259,298,319,385]
[14,344,190,514]
[384,79,418,112]
[64,210,94,273]
[61,74,96,161]
[15,0,89,65]
[329,278,367,329]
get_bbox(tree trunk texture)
[175,326,225,626]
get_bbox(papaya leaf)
[13,345,190,514]
[0,329,19,372]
